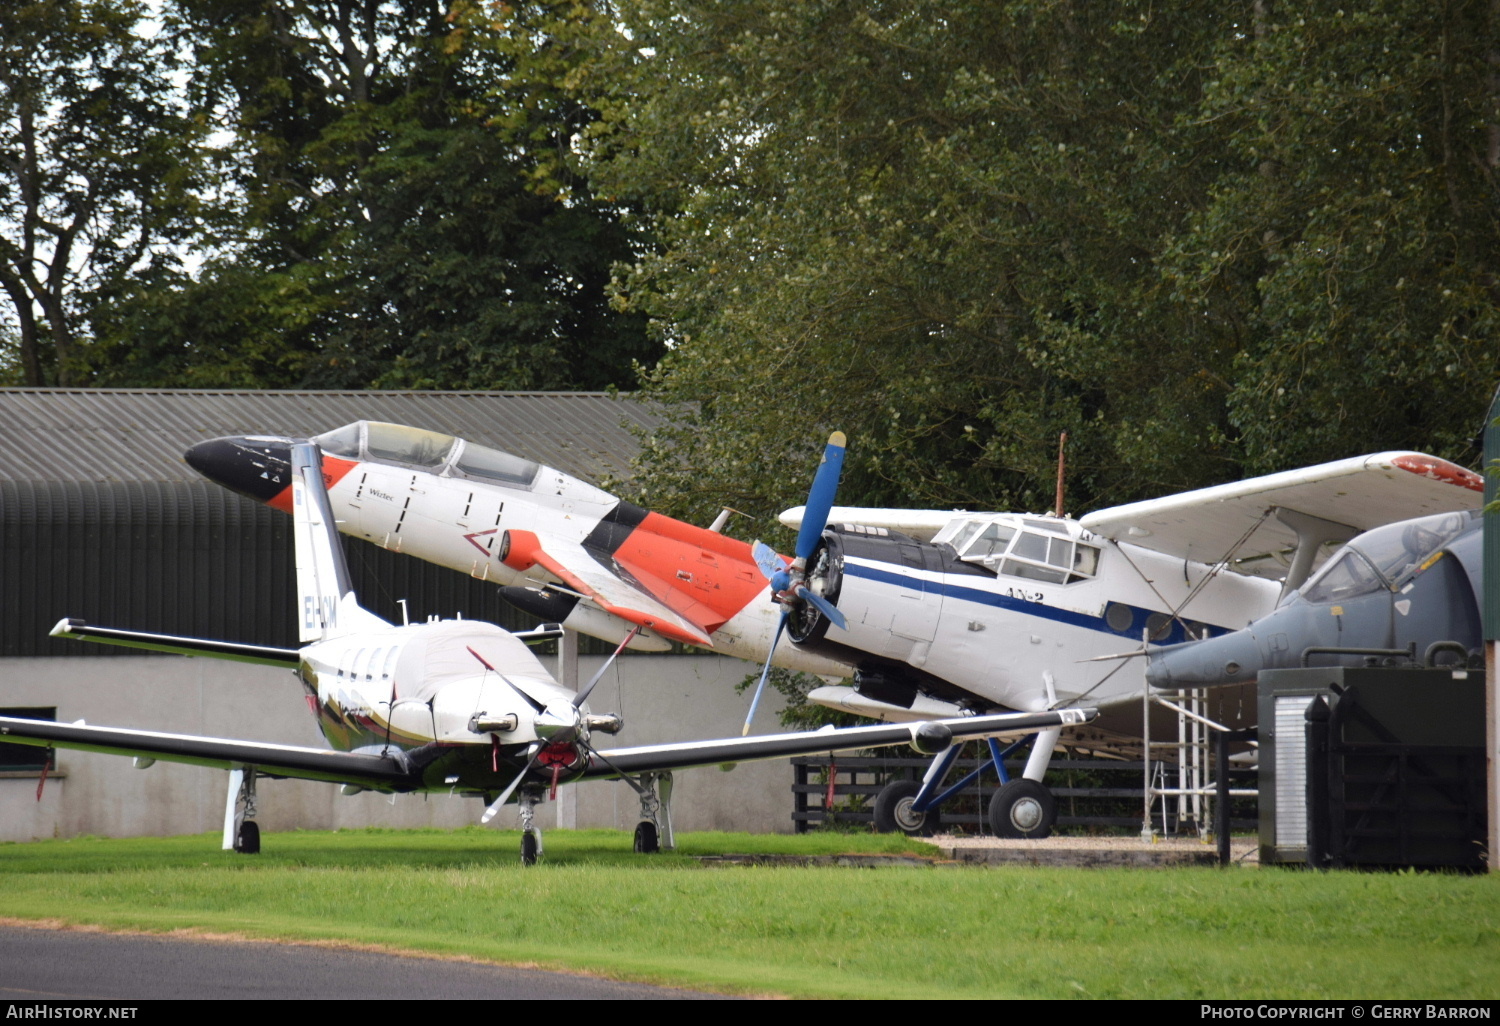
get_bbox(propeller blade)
[480,741,542,824]
[795,431,846,561]
[742,609,788,736]
[800,587,847,631]
[573,625,642,710]
[468,645,546,713]
[751,540,783,581]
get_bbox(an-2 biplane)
[0,441,1088,862]
[183,423,1483,839]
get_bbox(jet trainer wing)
[0,716,418,791]
[1078,452,1483,580]
[500,528,717,646]
[579,708,1096,779]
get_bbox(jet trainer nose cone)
[185,435,297,504]
[1147,629,1265,688]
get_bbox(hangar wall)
[0,651,793,844]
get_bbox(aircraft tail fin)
[291,442,388,642]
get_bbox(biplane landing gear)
[518,785,545,866]
[873,779,941,836]
[631,771,674,854]
[223,766,261,854]
[990,778,1056,839]
[872,727,1062,840]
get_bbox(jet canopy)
[313,421,542,489]
[932,513,1101,585]
[1295,509,1477,605]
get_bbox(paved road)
[0,926,735,1000]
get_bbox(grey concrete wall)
[0,651,796,844]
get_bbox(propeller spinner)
[743,432,850,735]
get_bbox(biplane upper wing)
[1078,452,1483,579]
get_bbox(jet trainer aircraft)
[0,441,1088,862]
[184,423,1483,839]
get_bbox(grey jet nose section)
[185,435,299,504]
[1147,628,1265,688]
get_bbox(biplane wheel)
[873,779,940,837]
[520,830,540,866]
[989,779,1056,839]
[633,821,660,854]
[234,821,261,855]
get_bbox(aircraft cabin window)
[364,422,457,468]
[947,521,985,552]
[962,523,1016,560]
[454,442,542,488]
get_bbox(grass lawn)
[2,828,1496,999]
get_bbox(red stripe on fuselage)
[268,455,360,513]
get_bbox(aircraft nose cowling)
[1147,629,1265,689]
[185,435,297,504]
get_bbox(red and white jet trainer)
[3,440,1092,862]
[185,421,853,681]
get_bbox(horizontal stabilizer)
[50,619,299,668]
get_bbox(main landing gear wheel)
[521,830,541,866]
[989,779,1056,839]
[873,779,941,837]
[633,820,660,854]
[234,821,261,855]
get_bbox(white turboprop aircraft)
[182,424,1483,840]
[0,442,1092,862]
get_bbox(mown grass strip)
[3,828,1497,999]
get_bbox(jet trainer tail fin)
[290,442,388,642]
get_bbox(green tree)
[91,0,656,390]
[1165,0,1498,473]
[582,1,1252,527]
[0,1,211,386]
[581,0,1498,529]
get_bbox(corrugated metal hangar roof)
[0,390,662,657]
[0,389,659,485]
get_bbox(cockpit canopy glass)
[935,514,1099,585]
[1298,509,1476,602]
[311,421,541,488]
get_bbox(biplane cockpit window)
[947,515,1100,585]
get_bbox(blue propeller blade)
[794,431,846,561]
[742,609,788,736]
[800,588,848,631]
[751,540,783,581]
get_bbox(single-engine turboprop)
[182,422,1483,840]
[0,442,1091,862]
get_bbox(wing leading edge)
[0,716,417,791]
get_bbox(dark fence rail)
[792,754,1258,835]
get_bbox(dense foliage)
[1,0,657,390]
[579,0,1498,523]
[0,1,1492,513]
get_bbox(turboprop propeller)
[742,432,850,735]
[480,626,642,823]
